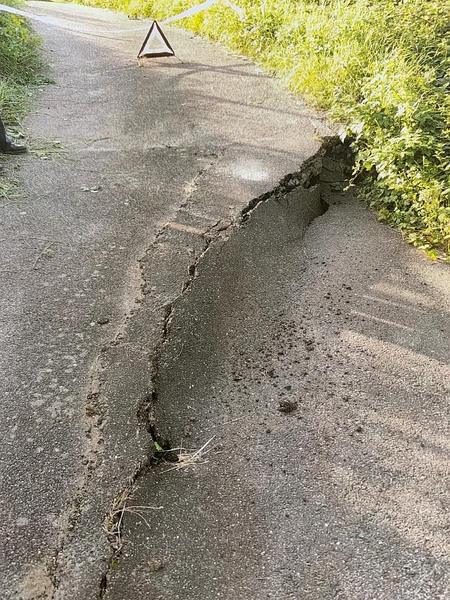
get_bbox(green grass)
[0,0,44,126]
[77,0,450,257]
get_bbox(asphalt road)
[0,2,328,598]
[1,3,449,600]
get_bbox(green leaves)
[0,1,44,124]
[153,441,164,453]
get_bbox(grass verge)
[0,0,44,127]
[77,0,449,257]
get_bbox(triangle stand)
[137,21,175,59]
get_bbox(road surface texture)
[0,2,448,600]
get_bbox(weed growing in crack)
[161,435,216,474]
[104,486,163,552]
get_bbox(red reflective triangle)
[138,21,175,58]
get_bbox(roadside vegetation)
[78,0,449,257]
[0,0,43,126]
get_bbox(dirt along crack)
[46,149,223,597]
[52,151,230,592]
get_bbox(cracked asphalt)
[106,160,450,600]
[1,3,449,600]
[0,2,330,598]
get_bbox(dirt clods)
[278,399,298,414]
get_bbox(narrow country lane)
[1,3,449,600]
[0,3,325,598]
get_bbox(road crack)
[54,137,349,598]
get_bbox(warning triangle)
[138,21,175,59]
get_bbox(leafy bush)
[0,0,44,124]
[79,0,450,256]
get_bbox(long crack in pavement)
[4,3,448,599]
[91,139,340,598]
